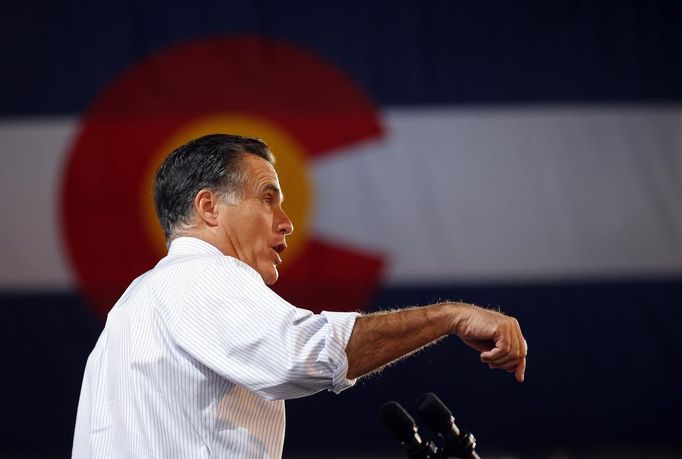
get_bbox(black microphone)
[416,393,480,459]
[378,401,440,459]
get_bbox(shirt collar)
[167,236,226,257]
[165,237,262,282]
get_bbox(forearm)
[343,301,528,383]
[344,303,456,379]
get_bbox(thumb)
[480,328,510,361]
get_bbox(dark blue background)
[3,279,680,455]
[2,0,682,115]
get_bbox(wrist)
[425,302,466,337]
[442,301,470,336]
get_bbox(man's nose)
[277,208,294,236]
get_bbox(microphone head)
[416,392,457,434]
[378,401,419,442]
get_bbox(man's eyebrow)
[261,183,284,201]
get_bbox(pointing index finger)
[515,356,526,383]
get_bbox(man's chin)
[260,267,279,285]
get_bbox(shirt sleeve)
[171,257,359,400]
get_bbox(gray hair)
[153,134,274,241]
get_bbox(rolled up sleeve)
[320,311,359,394]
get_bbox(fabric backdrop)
[1,1,681,456]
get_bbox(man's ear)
[193,189,220,227]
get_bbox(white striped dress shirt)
[72,237,358,458]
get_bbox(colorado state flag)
[1,1,681,456]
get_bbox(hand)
[449,303,528,382]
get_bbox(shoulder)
[197,256,264,287]
[184,255,278,305]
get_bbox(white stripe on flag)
[315,106,682,283]
[0,118,78,289]
[1,107,681,289]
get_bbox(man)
[72,134,527,458]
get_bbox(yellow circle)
[142,114,313,265]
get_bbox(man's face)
[216,154,294,285]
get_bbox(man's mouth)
[272,243,286,264]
